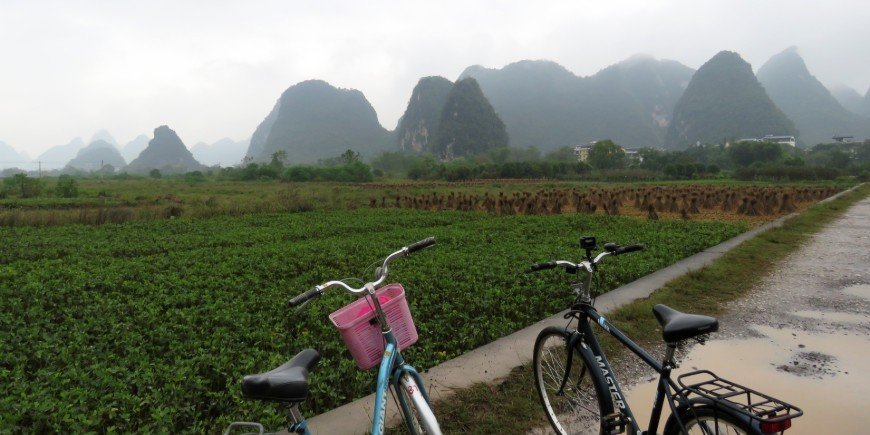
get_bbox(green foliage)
[269,150,287,169]
[733,166,841,181]
[183,171,207,183]
[727,141,784,167]
[2,174,43,198]
[55,175,79,198]
[149,168,162,179]
[433,78,509,159]
[543,146,578,162]
[588,140,627,169]
[282,161,373,183]
[0,209,745,432]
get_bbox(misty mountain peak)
[396,76,453,152]
[665,49,798,148]
[126,125,203,173]
[89,129,119,148]
[65,139,126,171]
[758,46,870,144]
[247,79,390,163]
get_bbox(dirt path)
[623,195,870,434]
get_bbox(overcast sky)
[1,0,868,158]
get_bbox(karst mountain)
[665,51,798,148]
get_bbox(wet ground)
[624,197,870,434]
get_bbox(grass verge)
[429,183,869,434]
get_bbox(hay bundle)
[647,204,659,220]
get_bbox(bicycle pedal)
[602,412,628,434]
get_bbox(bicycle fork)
[393,370,443,434]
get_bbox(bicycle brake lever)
[294,299,313,312]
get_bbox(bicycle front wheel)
[396,374,442,435]
[533,327,614,435]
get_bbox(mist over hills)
[458,56,694,151]
[37,138,85,170]
[665,51,797,149]
[122,135,151,162]
[8,47,868,170]
[246,100,281,160]
[395,76,454,153]
[0,141,31,169]
[757,47,870,145]
[191,137,249,166]
[830,85,870,118]
[65,140,126,172]
[246,80,391,163]
[89,130,119,148]
[127,126,204,174]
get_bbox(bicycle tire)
[663,406,755,435]
[533,326,615,435]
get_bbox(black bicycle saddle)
[652,304,718,343]
[241,348,321,403]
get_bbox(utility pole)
[38,160,42,178]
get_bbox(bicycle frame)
[567,301,696,434]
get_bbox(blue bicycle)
[225,238,442,435]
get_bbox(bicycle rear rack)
[677,370,803,424]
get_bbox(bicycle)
[527,236,802,435]
[225,237,443,435]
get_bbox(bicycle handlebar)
[526,242,644,273]
[613,244,645,256]
[289,237,436,306]
[289,287,321,307]
[407,237,436,254]
[526,261,557,273]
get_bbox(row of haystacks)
[369,185,841,219]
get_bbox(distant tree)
[339,149,361,165]
[727,141,783,167]
[544,146,578,162]
[149,169,162,179]
[588,140,627,169]
[5,173,43,198]
[269,150,287,169]
[55,175,79,198]
[99,164,116,175]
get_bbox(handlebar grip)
[526,261,557,273]
[407,237,436,254]
[289,287,321,307]
[613,244,645,256]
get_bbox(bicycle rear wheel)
[663,406,753,435]
[533,326,614,435]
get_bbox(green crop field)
[0,205,747,432]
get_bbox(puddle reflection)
[623,325,870,434]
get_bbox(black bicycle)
[528,236,802,435]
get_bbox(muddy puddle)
[842,283,870,300]
[623,324,870,434]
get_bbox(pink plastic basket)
[328,283,419,370]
